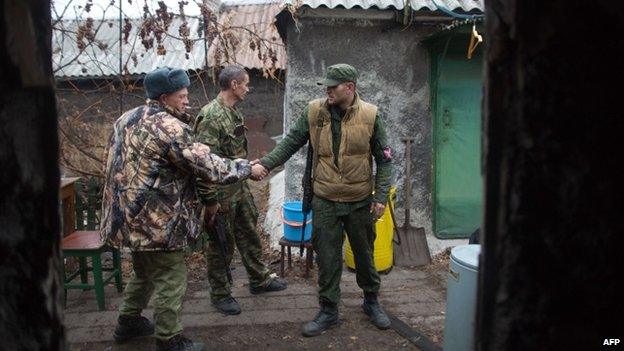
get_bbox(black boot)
[362,293,391,330]
[249,277,288,294]
[212,296,241,315]
[156,334,205,351]
[113,314,154,342]
[301,302,339,337]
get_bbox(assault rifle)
[214,213,233,284]
[300,140,314,256]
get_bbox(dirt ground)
[70,321,423,351]
[69,170,450,350]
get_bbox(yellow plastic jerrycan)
[344,186,396,273]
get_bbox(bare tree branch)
[53,0,287,179]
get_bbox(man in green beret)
[253,64,394,336]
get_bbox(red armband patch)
[383,146,393,161]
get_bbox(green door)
[432,43,483,239]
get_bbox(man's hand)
[204,203,221,225]
[250,159,268,180]
[370,202,385,221]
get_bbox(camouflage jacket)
[100,101,251,251]
[193,96,248,206]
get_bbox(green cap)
[317,63,358,86]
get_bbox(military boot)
[301,302,339,337]
[113,314,154,342]
[212,296,241,315]
[249,277,288,294]
[362,292,391,330]
[156,334,205,351]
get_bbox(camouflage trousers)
[203,184,271,301]
[119,251,186,340]
[311,196,381,306]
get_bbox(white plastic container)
[443,244,481,351]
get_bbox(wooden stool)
[279,237,314,278]
[62,230,122,310]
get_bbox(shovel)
[391,137,431,267]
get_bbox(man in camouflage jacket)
[193,65,287,316]
[101,67,250,351]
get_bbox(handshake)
[249,159,269,181]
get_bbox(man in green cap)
[193,65,287,316]
[252,63,394,336]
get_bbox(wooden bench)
[60,178,122,310]
[61,230,122,310]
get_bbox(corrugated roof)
[53,17,206,78]
[283,0,483,11]
[207,3,285,70]
[53,3,285,78]
[53,0,481,77]
[223,0,281,5]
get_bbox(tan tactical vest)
[307,96,377,202]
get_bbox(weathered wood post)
[0,0,64,349]
[477,1,623,350]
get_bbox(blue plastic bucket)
[282,201,312,242]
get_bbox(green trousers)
[203,184,271,301]
[119,251,186,340]
[311,196,381,306]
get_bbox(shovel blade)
[394,226,431,267]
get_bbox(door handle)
[443,108,451,127]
